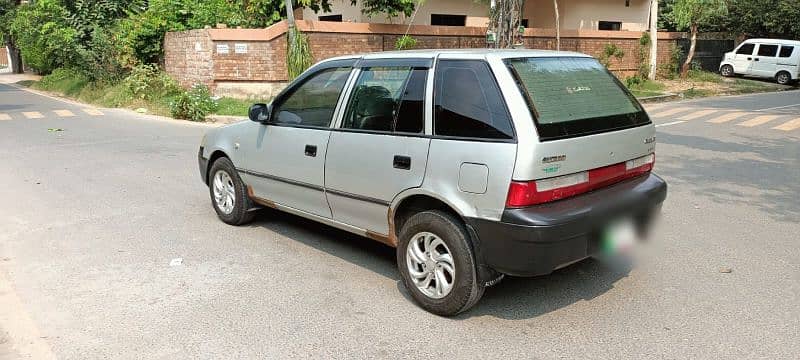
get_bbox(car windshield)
[505,57,649,140]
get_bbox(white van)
[719,39,800,85]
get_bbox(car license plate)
[601,218,637,254]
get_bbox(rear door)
[751,43,780,77]
[324,60,431,235]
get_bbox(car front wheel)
[720,64,734,77]
[397,210,484,316]
[208,157,255,225]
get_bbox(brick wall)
[164,20,687,99]
[164,30,214,88]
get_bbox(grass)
[215,97,269,117]
[627,79,668,98]
[626,70,793,101]
[29,68,264,120]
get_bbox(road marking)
[0,113,10,121]
[772,118,800,131]
[707,112,748,123]
[737,115,781,127]
[677,109,718,121]
[649,107,690,118]
[83,108,104,116]
[655,120,686,128]
[22,111,44,119]
[54,109,76,117]
[754,103,800,112]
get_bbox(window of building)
[521,19,529,28]
[779,46,795,58]
[342,67,427,133]
[598,21,622,31]
[757,44,779,57]
[431,14,466,26]
[736,43,755,55]
[434,60,513,140]
[318,14,343,22]
[273,67,352,127]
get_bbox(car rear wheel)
[776,71,792,85]
[397,210,484,316]
[720,65,734,77]
[209,157,255,225]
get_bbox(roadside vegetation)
[2,0,800,121]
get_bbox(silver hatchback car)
[198,49,667,316]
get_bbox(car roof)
[323,49,593,62]
[743,39,800,45]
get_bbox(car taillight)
[506,153,655,207]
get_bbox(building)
[302,0,652,32]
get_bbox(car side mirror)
[249,103,271,123]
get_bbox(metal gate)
[678,39,736,72]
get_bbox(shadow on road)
[657,132,800,222]
[250,208,630,320]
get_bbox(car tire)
[776,71,792,85]
[208,157,255,226]
[720,65,734,77]
[397,210,484,316]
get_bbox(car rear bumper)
[467,173,667,277]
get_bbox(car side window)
[736,43,755,55]
[341,66,426,133]
[434,60,513,140]
[779,46,795,58]
[757,44,779,57]
[273,67,351,127]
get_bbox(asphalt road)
[1,83,798,359]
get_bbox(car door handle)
[747,57,752,60]
[393,155,411,170]
[304,145,317,157]
[754,58,760,61]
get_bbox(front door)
[325,64,431,235]
[241,65,353,218]
[732,42,756,75]
[751,43,780,78]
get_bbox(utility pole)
[648,0,658,80]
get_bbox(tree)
[719,0,800,40]
[672,0,726,77]
[487,0,525,48]
[0,0,23,73]
[355,0,416,23]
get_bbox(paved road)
[1,83,798,359]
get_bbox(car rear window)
[505,57,649,140]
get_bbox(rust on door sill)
[246,186,276,208]
[366,230,393,247]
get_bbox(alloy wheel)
[406,232,456,299]
[213,170,236,214]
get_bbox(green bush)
[75,27,127,82]
[170,84,218,121]
[36,68,90,95]
[395,35,417,50]
[598,44,625,68]
[9,0,80,73]
[117,0,248,65]
[122,64,183,100]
